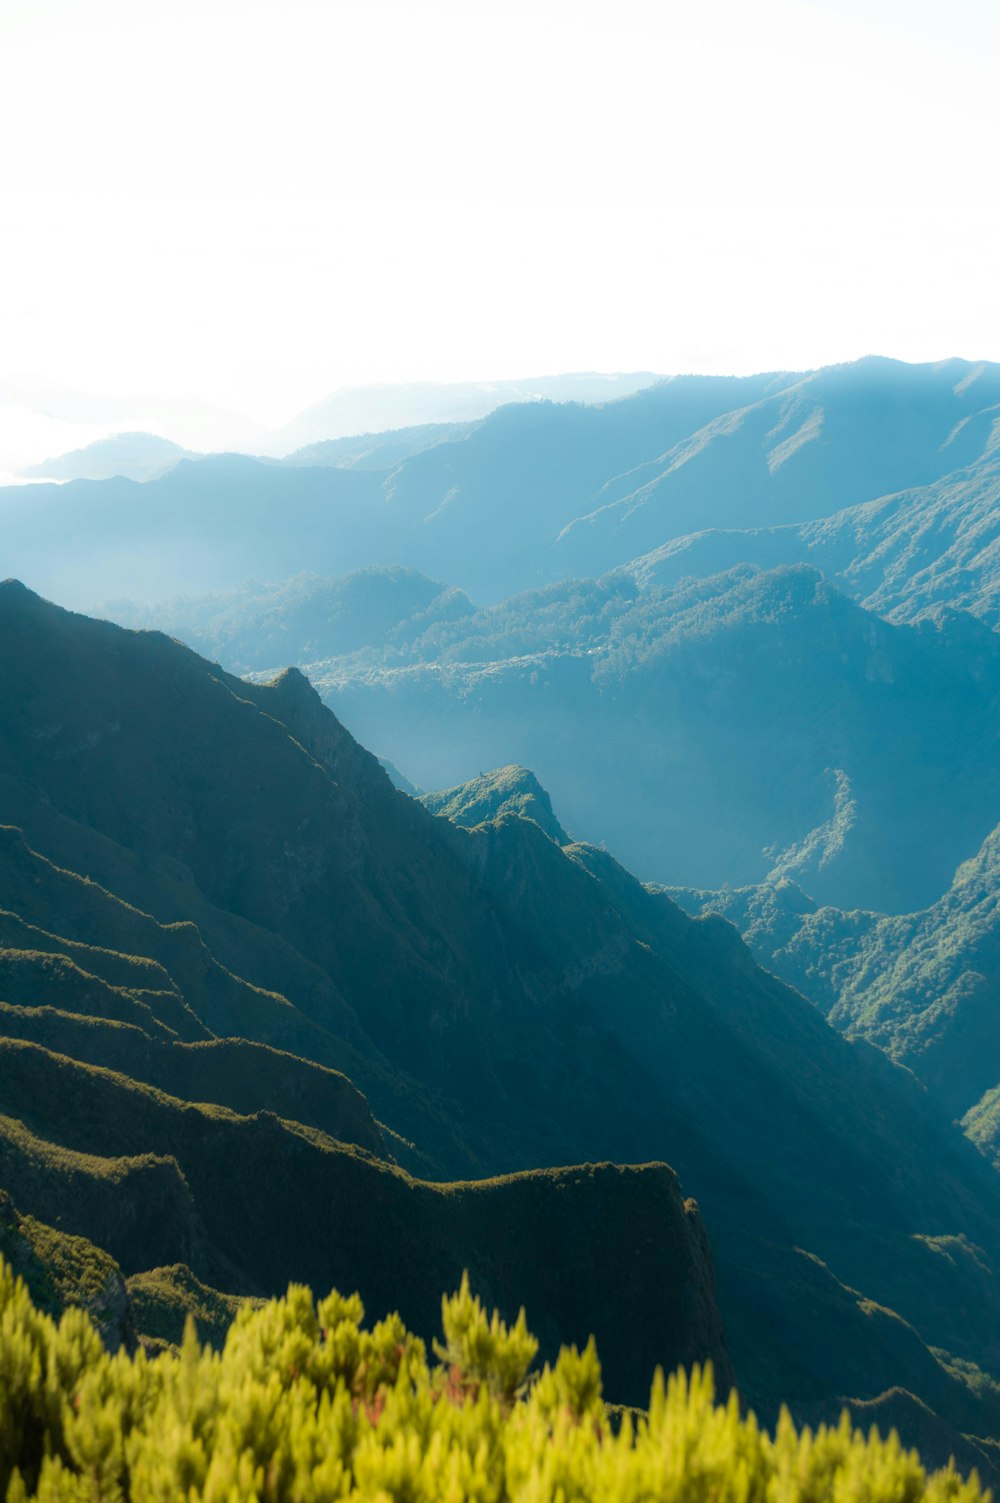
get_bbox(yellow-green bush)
[0,1257,989,1503]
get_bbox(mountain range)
[7,372,665,484]
[113,560,1000,915]
[3,581,1000,1475]
[258,372,665,456]
[4,356,998,615]
[5,353,1000,1477]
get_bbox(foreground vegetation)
[0,1259,989,1503]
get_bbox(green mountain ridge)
[669,814,1000,1130]
[312,563,1000,912]
[421,765,571,845]
[0,1037,729,1405]
[113,560,1000,912]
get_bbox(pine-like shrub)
[0,1257,989,1503]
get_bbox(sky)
[1,0,999,462]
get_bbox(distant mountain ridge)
[8,355,1000,613]
[277,420,475,472]
[21,432,194,483]
[302,563,1000,913]
[627,453,1000,630]
[554,357,1000,578]
[110,559,1000,913]
[258,372,666,455]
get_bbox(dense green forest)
[1,1255,992,1503]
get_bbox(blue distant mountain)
[21,431,194,482]
[5,356,999,619]
[259,372,665,454]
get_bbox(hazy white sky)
[2,0,999,435]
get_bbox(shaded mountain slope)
[0,1005,385,1156]
[0,944,206,1042]
[0,1187,134,1349]
[0,823,489,1177]
[554,357,1000,582]
[323,564,1000,911]
[3,581,1000,1447]
[0,1039,729,1408]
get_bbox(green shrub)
[0,1253,988,1502]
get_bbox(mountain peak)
[265,664,318,698]
[420,764,571,844]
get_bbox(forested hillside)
[2,581,1000,1471]
[671,816,1000,1133]
[327,564,1000,911]
[141,562,998,913]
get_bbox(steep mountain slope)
[630,454,1000,631]
[553,357,1000,582]
[0,1188,134,1348]
[421,765,571,845]
[0,1006,387,1156]
[321,565,1000,912]
[3,581,1000,1454]
[0,1040,727,1405]
[672,819,1000,1124]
